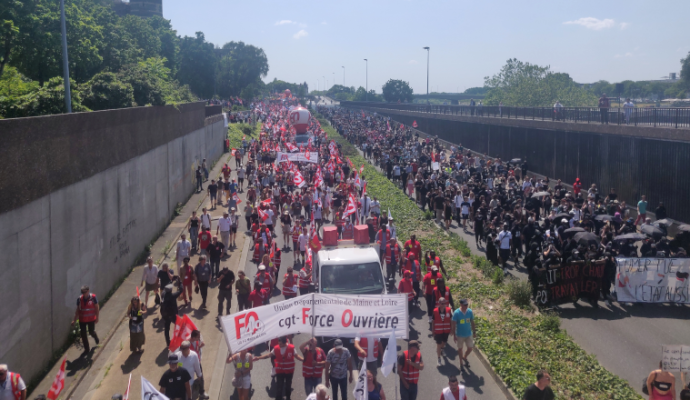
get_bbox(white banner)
[615,258,690,303]
[276,152,319,164]
[220,294,409,353]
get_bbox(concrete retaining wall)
[0,106,226,381]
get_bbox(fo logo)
[290,112,299,123]
[234,311,264,339]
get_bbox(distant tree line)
[0,0,270,118]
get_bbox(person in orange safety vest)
[72,285,100,355]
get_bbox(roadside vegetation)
[317,114,641,399]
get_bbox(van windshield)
[320,262,385,294]
[294,135,312,144]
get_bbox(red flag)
[412,120,418,128]
[46,359,67,400]
[343,193,358,218]
[169,314,198,351]
[346,157,355,169]
[286,142,298,152]
[123,373,132,400]
[304,148,311,161]
[400,123,404,129]
[136,286,140,298]
[293,170,306,188]
[362,182,367,197]
[258,207,269,222]
[232,192,243,205]
[359,165,365,175]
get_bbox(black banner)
[535,261,606,306]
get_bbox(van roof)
[317,247,379,264]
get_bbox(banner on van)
[220,294,409,353]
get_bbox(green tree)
[81,71,134,110]
[484,58,596,107]
[0,0,23,76]
[1,76,88,118]
[177,32,216,98]
[381,79,413,102]
[463,86,487,95]
[215,41,269,99]
[681,51,690,90]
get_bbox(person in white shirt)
[200,208,212,231]
[354,336,383,374]
[497,224,512,272]
[140,257,159,311]
[623,98,634,124]
[388,218,397,239]
[361,194,372,224]
[298,230,308,264]
[371,197,381,218]
[440,375,467,400]
[217,212,232,255]
[176,234,191,268]
[521,179,532,192]
[175,341,208,399]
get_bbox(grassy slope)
[317,115,640,400]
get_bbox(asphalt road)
[218,121,507,400]
[335,109,690,396]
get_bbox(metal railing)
[341,101,690,129]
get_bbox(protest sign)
[220,294,408,353]
[534,261,605,305]
[661,345,690,372]
[276,152,319,164]
[615,258,690,303]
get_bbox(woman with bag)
[127,297,145,353]
[227,349,253,400]
[645,361,676,400]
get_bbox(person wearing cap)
[432,297,453,366]
[325,339,353,400]
[398,341,424,400]
[159,353,192,400]
[160,280,182,346]
[174,340,207,399]
[404,235,422,264]
[422,262,442,325]
[452,299,476,369]
[497,224,512,272]
[0,363,26,400]
[440,375,467,400]
[403,253,422,305]
[72,285,100,355]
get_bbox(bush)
[507,279,532,308]
[538,312,561,332]
[82,72,135,111]
[424,210,434,220]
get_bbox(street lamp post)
[342,66,345,86]
[60,0,72,113]
[423,47,430,103]
[323,76,326,92]
[363,59,368,101]
[333,72,335,88]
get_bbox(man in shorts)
[140,256,160,311]
[237,165,246,192]
[229,207,239,248]
[451,299,476,369]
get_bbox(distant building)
[111,0,163,18]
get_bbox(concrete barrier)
[0,103,226,382]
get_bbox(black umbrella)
[641,224,665,239]
[574,231,600,246]
[532,191,551,198]
[679,224,690,233]
[552,213,573,221]
[653,218,672,228]
[595,214,613,222]
[563,227,586,238]
[613,233,647,242]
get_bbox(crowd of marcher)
[318,106,690,310]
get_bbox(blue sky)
[163,0,689,93]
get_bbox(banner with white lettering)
[615,258,690,303]
[220,294,409,353]
[276,152,319,164]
